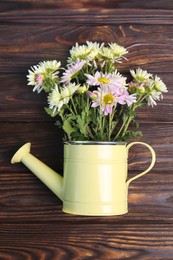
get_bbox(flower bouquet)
[27,42,167,141]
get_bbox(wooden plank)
[0,223,173,259]
[0,172,173,224]
[1,7,173,25]
[1,0,173,11]
[1,24,173,73]
[0,122,64,173]
[1,122,173,172]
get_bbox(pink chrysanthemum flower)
[90,86,136,116]
[61,60,85,85]
[85,71,126,88]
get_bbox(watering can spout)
[11,143,63,201]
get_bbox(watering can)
[11,141,156,216]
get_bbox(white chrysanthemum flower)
[153,76,168,93]
[27,60,61,93]
[61,60,85,84]
[109,43,128,58]
[130,68,153,84]
[68,43,91,63]
[147,90,161,107]
[146,76,167,107]
[48,85,63,113]
[39,60,61,72]
[86,41,102,60]
[27,65,45,93]
[61,83,80,103]
[48,83,80,114]
[99,47,114,61]
[86,41,101,49]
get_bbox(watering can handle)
[126,142,156,186]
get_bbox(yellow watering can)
[11,141,156,216]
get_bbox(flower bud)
[88,91,98,101]
[78,85,87,94]
[138,86,145,94]
[35,74,43,85]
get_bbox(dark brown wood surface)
[1,1,173,259]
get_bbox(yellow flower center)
[103,93,114,105]
[98,77,110,84]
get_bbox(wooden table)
[1,1,173,259]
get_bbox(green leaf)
[77,114,86,135]
[42,78,55,92]
[63,118,76,139]
[44,107,58,117]
[123,130,143,141]
[129,110,136,118]
[76,109,92,137]
[55,120,62,128]
[71,132,87,141]
[132,119,140,128]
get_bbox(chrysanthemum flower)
[27,65,44,93]
[61,60,85,85]
[90,86,136,115]
[85,71,126,88]
[99,47,115,61]
[48,83,80,114]
[26,42,168,142]
[129,70,167,107]
[153,76,168,93]
[27,60,61,93]
[86,41,102,60]
[109,86,136,106]
[146,76,167,107]
[61,83,80,103]
[108,43,128,59]
[130,68,153,84]
[146,90,161,107]
[68,43,91,63]
[39,60,61,73]
[48,85,63,113]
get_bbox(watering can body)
[11,141,156,216]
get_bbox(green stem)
[108,113,111,141]
[135,92,151,108]
[102,116,106,140]
[87,127,95,140]
[99,88,103,139]
[113,117,128,141]
[59,111,64,121]
[113,92,152,141]
[65,104,76,116]
[121,115,133,138]
[70,97,78,115]
[108,110,115,141]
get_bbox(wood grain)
[1,122,173,172]
[0,172,173,224]
[1,0,173,11]
[1,7,173,25]
[1,1,173,259]
[0,224,173,260]
[1,24,173,73]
